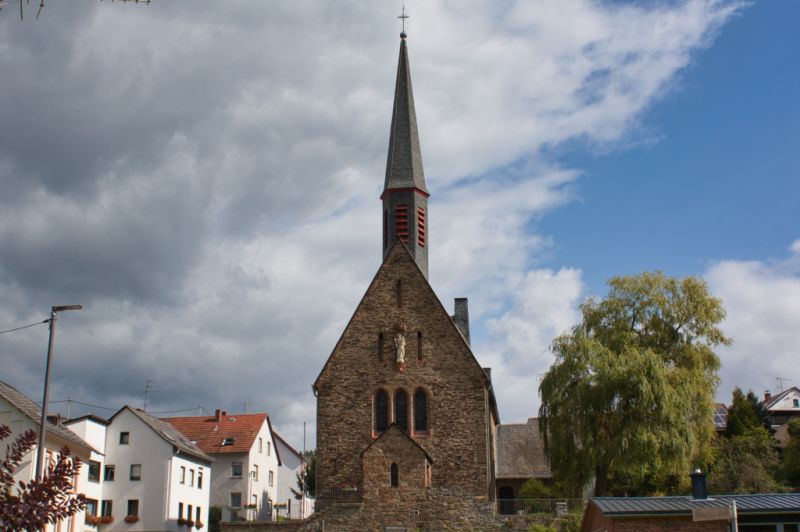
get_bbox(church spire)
[382,31,430,278]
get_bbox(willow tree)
[538,272,730,496]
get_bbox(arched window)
[414,389,428,432]
[416,331,423,360]
[375,390,389,433]
[395,390,408,432]
[390,463,398,487]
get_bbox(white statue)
[394,332,406,364]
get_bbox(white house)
[273,431,314,519]
[164,410,280,522]
[101,406,214,531]
[763,386,800,446]
[63,414,110,529]
[0,379,95,532]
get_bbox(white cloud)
[0,0,745,446]
[706,241,800,404]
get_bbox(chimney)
[765,391,772,402]
[453,298,470,345]
[690,469,708,500]
[214,409,222,422]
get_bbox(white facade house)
[64,414,109,529]
[164,410,281,522]
[100,406,214,531]
[273,431,313,519]
[0,379,95,532]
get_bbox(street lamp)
[35,304,82,482]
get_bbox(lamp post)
[35,304,82,482]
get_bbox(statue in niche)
[394,323,406,364]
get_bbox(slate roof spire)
[381,32,430,278]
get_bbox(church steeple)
[382,32,430,278]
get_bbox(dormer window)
[222,438,235,446]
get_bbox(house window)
[86,499,98,516]
[104,465,115,481]
[178,502,184,519]
[258,437,263,453]
[198,471,203,489]
[130,464,142,481]
[230,492,242,508]
[414,389,428,432]
[395,390,409,432]
[253,465,259,481]
[119,432,130,445]
[794,398,799,407]
[417,207,426,246]
[231,462,243,478]
[268,470,274,486]
[180,466,186,484]
[267,441,271,456]
[391,463,398,487]
[196,507,201,523]
[222,437,235,446]
[189,469,195,487]
[417,331,423,360]
[375,389,389,433]
[101,500,112,517]
[88,460,101,482]
[187,504,193,520]
[127,499,139,517]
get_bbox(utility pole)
[36,304,82,482]
[301,421,306,519]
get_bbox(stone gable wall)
[315,245,492,510]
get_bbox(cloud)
[706,241,800,404]
[0,0,745,447]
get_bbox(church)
[310,30,549,531]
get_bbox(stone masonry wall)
[315,244,492,510]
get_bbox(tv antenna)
[143,379,162,411]
[776,376,791,392]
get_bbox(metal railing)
[495,498,586,516]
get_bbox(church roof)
[495,417,551,479]
[383,35,428,196]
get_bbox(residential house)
[63,414,110,528]
[495,417,553,514]
[0,379,95,532]
[273,431,314,519]
[102,406,213,531]
[164,410,280,522]
[763,387,800,446]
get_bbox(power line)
[0,319,48,335]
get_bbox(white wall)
[65,417,107,532]
[168,453,211,530]
[274,435,313,519]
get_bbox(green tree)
[725,387,761,437]
[292,450,316,499]
[539,272,729,496]
[709,428,781,493]
[780,419,800,489]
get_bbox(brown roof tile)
[163,412,269,455]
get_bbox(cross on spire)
[398,4,409,36]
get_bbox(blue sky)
[541,1,799,294]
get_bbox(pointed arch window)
[375,390,389,433]
[390,463,398,487]
[414,389,428,433]
[395,390,408,432]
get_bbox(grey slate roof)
[591,493,800,516]
[112,406,213,464]
[495,418,551,479]
[0,379,96,454]
[384,36,428,194]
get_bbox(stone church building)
[308,32,550,531]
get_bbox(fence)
[495,498,586,516]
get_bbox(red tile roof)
[163,412,269,455]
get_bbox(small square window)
[230,492,242,508]
[104,465,115,481]
[119,432,130,445]
[231,462,243,478]
[252,464,259,481]
[101,500,113,517]
[130,464,142,481]
[127,499,139,517]
[180,466,186,484]
[86,499,98,517]
[198,471,203,489]
[88,460,101,482]
[793,398,799,407]
[222,437,235,446]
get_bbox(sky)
[0,0,797,450]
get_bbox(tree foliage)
[709,429,781,494]
[0,424,86,531]
[725,387,762,437]
[780,419,800,489]
[539,272,729,496]
[292,450,316,499]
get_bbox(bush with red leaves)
[0,424,86,531]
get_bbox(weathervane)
[398,4,409,36]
